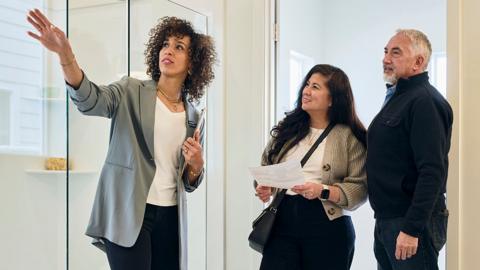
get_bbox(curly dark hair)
[144,16,216,102]
[266,64,366,164]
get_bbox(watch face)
[320,189,330,199]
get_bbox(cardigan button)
[327,208,336,215]
[322,164,331,171]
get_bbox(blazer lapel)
[140,80,156,160]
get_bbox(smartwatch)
[319,184,330,201]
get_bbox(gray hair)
[396,29,432,70]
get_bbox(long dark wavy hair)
[144,17,216,102]
[266,64,366,164]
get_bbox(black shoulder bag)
[248,123,334,253]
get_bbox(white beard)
[383,73,398,85]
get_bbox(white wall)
[276,0,324,120]
[321,0,446,124]
[449,1,480,270]
[223,0,269,269]
[0,155,67,270]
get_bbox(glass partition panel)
[68,1,207,269]
[0,0,67,269]
[67,0,126,269]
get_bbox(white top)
[147,98,186,206]
[283,127,327,195]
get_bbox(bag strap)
[300,122,335,167]
[269,122,335,209]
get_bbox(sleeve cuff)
[66,71,91,102]
[183,168,204,192]
[335,185,348,207]
[400,221,422,238]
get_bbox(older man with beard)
[366,29,453,270]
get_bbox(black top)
[367,72,453,237]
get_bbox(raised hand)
[26,9,70,55]
[26,9,82,87]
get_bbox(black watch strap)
[320,185,330,200]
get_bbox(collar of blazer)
[139,79,199,161]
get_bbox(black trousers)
[260,195,355,270]
[104,204,179,270]
[374,206,448,270]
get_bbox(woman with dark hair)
[27,9,216,270]
[255,64,367,270]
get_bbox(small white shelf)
[25,169,96,175]
[22,97,66,102]
[43,98,66,102]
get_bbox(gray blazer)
[261,124,367,219]
[67,73,204,270]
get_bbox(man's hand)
[395,231,418,260]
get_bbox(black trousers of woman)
[260,195,355,270]
[104,204,179,270]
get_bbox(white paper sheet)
[249,158,304,189]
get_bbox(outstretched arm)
[27,9,82,87]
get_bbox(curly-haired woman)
[27,9,216,270]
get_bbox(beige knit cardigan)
[260,124,367,220]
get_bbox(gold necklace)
[157,86,182,111]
